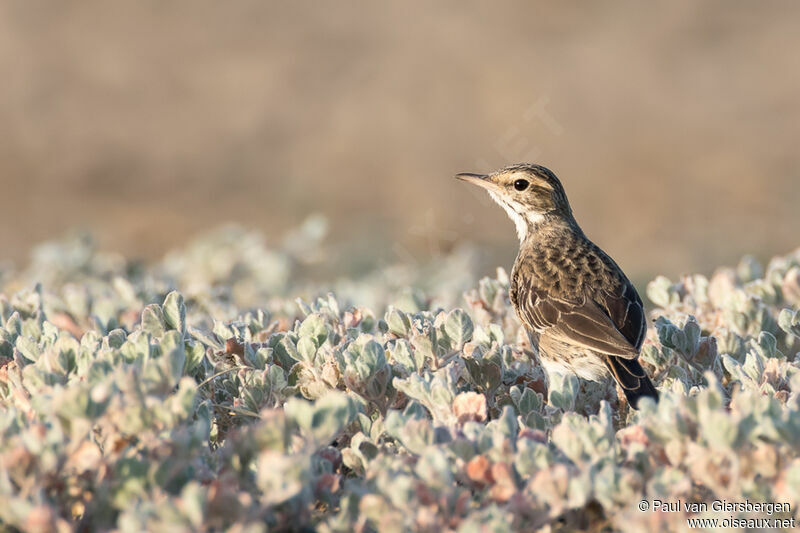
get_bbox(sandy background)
[1,1,798,285]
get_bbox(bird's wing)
[595,279,647,350]
[515,278,645,359]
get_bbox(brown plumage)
[456,163,658,408]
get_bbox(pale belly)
[538,351,609,382]
[532,332,610,382]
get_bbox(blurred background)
[1,1,798,287]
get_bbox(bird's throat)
[487,191,544,242]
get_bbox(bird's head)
[456,163,573,241]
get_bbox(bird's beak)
[455,172,495,191]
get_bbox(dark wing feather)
[593,278,647,350]
[604,356,659,407]
[514,276,646,359]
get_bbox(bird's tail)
[604,356,658,408]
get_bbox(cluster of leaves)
[1,228,799,532]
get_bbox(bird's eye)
[513,179,529,191]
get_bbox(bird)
[456,163,658,408]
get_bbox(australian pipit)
[457,163,658,408]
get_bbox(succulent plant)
[1,226,798,531]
